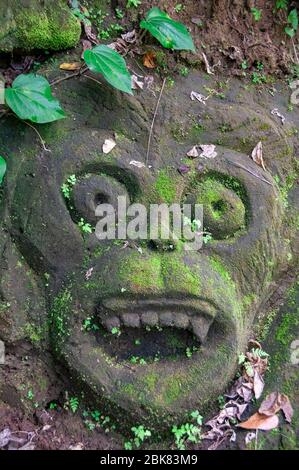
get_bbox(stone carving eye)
[68,174,130,226]
[186,174,247,240]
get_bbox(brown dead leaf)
[143,51,156,69]
[238,412,279,431]
[81,39,92,58]
[253,370,264,399]
[59,62,81,71]
[280,394,294,423]
[259,391,294,423]
[102,139,116,154]
[83,23,98,45]
[251,141,266,171]
[259,391,282,416]
[187,146,199,158]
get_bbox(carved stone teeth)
[191,317,211,344]
[103,316,120,332]
[159,312,174,327]
[173,313,190,329]
[122,313,141,328]
[141,312,159,327]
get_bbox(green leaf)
[285,26,295,37]
[140,7,195,51]
[84,45,133,94]
[288,9,298,30]
[5,74,65,124]
[0,156,6,185]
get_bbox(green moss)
[49,289,72,350]
[276,312,299,346]
[161,256,201,296]
[16,9,80,51]
[0,2,81,52]
[160,376,183,406]
[143,372,159,392]
[24,323,46,345]
[155,170,177,204]
[210,257,233,284]
[119,254,164,292]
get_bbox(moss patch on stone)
[0,1,81,52]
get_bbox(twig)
[291,38,299,65]
[23,121,50,152]
[50,66,88,87]
[227,160,273,186]
[146,77,166,165]
[82,74,103,87]
[255,430,259,450]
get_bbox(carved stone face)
[0,71,298,428]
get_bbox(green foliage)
[140,7,195,51]
[275,0,288,10]
[5,74,65,124]
[124,425,151,449]
[0,156,6,185]
[69,396,79,413]
[285,9,298,37]
[61,174,77,200]
[82,317,99,332]
[251,8,262,21]
[78,218,92,234]
[111,326,121,336]
[127,0,141,8]
[172,410,202,450]
[84,45,133,94]
[174,4,185,13]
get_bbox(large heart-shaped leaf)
[0,156,6,185]
[84,45,133,94]
[140,7,195,51]
[5,74,65,124]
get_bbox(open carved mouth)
[94,298,219,362]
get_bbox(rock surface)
[0,0,81,52]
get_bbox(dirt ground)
[119,0,299,76]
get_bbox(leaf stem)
[145,77,166,165]
[50,66,88,87]
[23,121,50,152]
[82,74,103,87]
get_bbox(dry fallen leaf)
[280,395,294,423]
[259,391,294,423]
[81,39,92,58]
[187,146,199,158]
[245,432,256,445]
[83,23,98,45]
[121,30,137,44]
[202,52,214,75]
[132,75,144,90]
[129,160,146,168]
[238,412,279,431]
[143,51,156,69]
[271,108,286,125]
[253,370,264,399]
[59,62,81,71]
[190,91,208,104]
[199,144,217,159]
[102,139,116,154]
[69,442,84,450]
[251,141,266,171]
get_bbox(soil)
[119,0,299,77]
